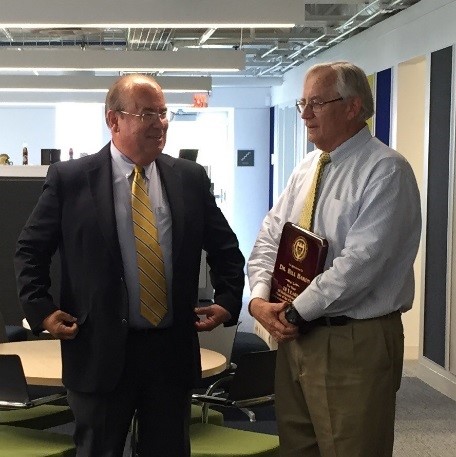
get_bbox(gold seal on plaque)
[292,236,308,262]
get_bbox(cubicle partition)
[0,166,58,325]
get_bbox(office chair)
[0,311,7,343]
[192,349,277,422]
[189,350,279,456]
[190,423,279,457]
[0,354,74,429]
[0,310,29,342]
[0,424,76,457]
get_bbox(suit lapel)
[86,145,123,274]
[156,154,184,264]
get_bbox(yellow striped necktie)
[298,152,331,230]
[131,165,167,326]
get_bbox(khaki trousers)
[275,312,404,457]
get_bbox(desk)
[0,340,226,386]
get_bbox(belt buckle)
[298,321,316,335]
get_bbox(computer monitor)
[41,149,61,165]
[178,149,198,162]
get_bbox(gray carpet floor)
[394,376,456,456]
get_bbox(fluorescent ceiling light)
[199,28,217,46]
[0,49,245,73]
[1,0,302,27]
[0,91,200,105]
[1,23,295,29]
[0,76,212,93]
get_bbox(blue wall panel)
[269,106,274,209]
[375,68,392,146]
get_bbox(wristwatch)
[284,303,306,326]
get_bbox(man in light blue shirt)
[248,62,421,456]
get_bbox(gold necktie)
[298,152,331,230]
[131,165,167,325]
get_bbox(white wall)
[232,108,270,261]
[209,87,271,261]
[0,107,56,165]
[396,57,426,359]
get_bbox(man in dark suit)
[14,74,245,456]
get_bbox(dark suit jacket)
[14,143,245,393]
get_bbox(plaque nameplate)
[270,222,328,303]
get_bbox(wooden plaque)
[270,222,328,303]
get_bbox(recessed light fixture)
[0,75,212,93]
[0,49,245,73]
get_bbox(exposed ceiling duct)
[0,1,421,81]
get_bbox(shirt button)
[121,319,128,326]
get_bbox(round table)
[0,339,226,386]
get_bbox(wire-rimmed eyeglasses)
[296,97,344,114]
[118,109,175,123]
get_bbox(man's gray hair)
[307,61,375,122]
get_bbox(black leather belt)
[314,315,352,326]
[298,311,399,335]
[298,315,352,334]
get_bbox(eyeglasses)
[296,97,344,114]
[118,109,173,123]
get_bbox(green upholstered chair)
[0,424,76,457]
[0,404,74,429]
[190,350,279,456]
[190,423,280,457]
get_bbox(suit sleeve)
[14,165,62,332]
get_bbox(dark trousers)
[67,329,192,457]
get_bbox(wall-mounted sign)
[237,149,254,167]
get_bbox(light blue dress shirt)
[110,143,173,328]
[248,126,422,321]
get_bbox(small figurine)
[0,153,12,165]
[22,146,28,165]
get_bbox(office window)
[55,103,106,160]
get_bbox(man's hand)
[42,310,79,340]
[250,298,299,343]
[194,304,231,332]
